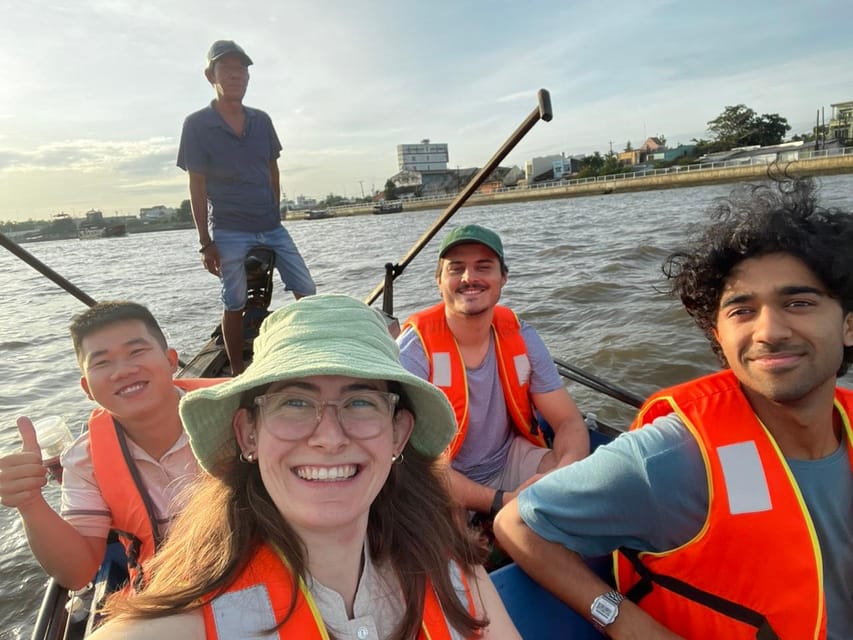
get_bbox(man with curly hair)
[495,179,853,639]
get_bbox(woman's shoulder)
[87,609,205,640]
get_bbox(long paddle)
[553,356,645,409]
[0,231,98,306]
[364,88,553,306]
[0,231,188,367]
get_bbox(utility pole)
[608,140,614,155]
[358,180,365,198]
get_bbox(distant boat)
[77,210,127,240]
[305,209,334,220]
[373,200,403,214]
[78,223,127,240]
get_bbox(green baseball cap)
[437,224,505,263]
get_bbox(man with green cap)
[398,224,589,518]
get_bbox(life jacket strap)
[620,548,780,640]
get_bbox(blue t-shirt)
[518,413,853,639]
[177,102,282,232]
[398,319,562,483]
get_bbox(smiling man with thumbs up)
[0,301,222,590]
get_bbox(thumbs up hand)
[0,417,49,509]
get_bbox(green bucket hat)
[437,224,505,264]
[179,294,457,475]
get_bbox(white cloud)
[2,0,853,219]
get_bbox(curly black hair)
[662,177,853,376]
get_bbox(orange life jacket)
[201,542,475,639]
[614,369,853,640]
[403,302,543,457]
[89,377,225,590]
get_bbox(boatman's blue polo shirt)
[177,102,282,233]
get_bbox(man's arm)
[469,564,521,639]
[188,171,219,276]
[447,465,503,513]
[0,418,105,589]
[188,171,210,245]
[21,501,108,589]
[533,387,590,469]
[270,160,280,209]
[494,500,683,640]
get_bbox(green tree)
[601,152,622,175]
[753,113,791,146]
[321,193,346,207]
[176,199,192,222]
[383,179,399,201]
[624,141,633,152]
[707,104,791,150]
[707,104,757,149]
[576,152,604,178]
[791,125,828,143]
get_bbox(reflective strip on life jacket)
[614,369,852,639]
[204,543,473,639]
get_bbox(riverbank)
[322,152,853,218]
[14,153,853,235]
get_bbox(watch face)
[591,597,619,625]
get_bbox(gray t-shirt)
[398,320,562,483]
[518,413,853,639]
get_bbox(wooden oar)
[553,357,645,409]
[364,88,553,307]
[0,231,188,367]
[0,231,98,306]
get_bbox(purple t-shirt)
[177,102,282,232]
[397,320,562,483]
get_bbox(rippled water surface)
[2,176,852,638]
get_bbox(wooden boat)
[373,200,403,214]
[23,89,628,639]
[27,240,636,639]
[304,209,334,220]
[78,211,127,239]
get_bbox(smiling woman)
[89,294,521,640]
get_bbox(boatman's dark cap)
[206,40,253,71]
[438,224,506,265]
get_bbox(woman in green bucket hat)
[92,294,520,639]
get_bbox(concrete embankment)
[328,154,853,217]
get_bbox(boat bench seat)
[491,555,612,639]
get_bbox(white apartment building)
[397,139,449,172]
[139,205,175,220]
[524,154,564,183]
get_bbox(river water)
[2,176,853,638]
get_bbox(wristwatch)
[590,590,624,632]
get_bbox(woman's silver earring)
[239,451,256,463]
[391,452,404,465]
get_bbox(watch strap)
[590,590,624,632]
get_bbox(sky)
[1,0,852,222]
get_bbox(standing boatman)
[177,40,315,374]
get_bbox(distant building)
[389,169,424,189]
[640,137,665,153]
[397,139,449,172]
[827,101,853,144]
[525,154,563,182]
[618,138,667,166]
[139,205,175,220]
[553,154,583,179]
[699,139,843,165]
[650,144,697,163]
